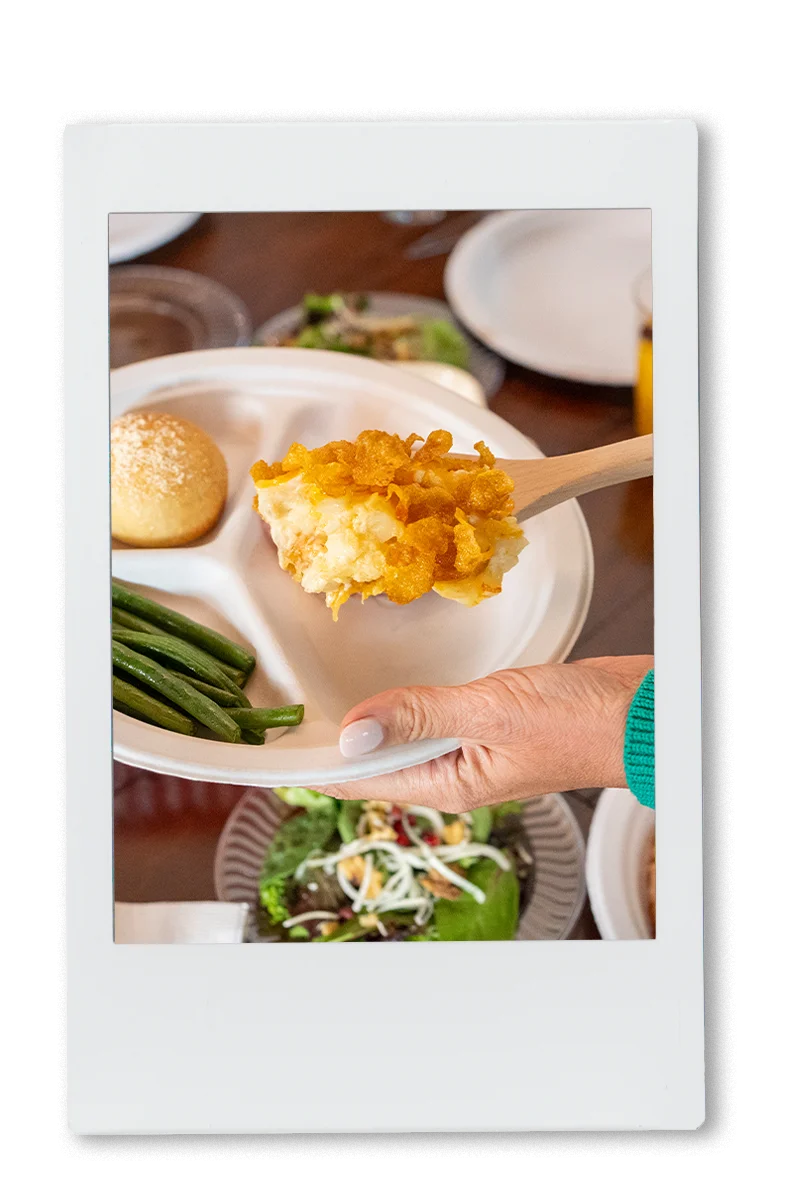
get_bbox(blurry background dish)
[585,787,655,939]
[445,210,652,385]
[109,212,202,264]
[214,787,586,941]
[255,292,504,400]
[110,266,252,369]
[394,361,487,407]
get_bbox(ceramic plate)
[214,788,587,941]
[585,787,655,939]
[255,292,505,399]
[445,210,652,385]
[108,212,201,264]
[110,347,594,786]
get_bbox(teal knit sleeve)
[623,670,655,808]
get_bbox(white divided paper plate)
[585,787,655,939]
[445,210,652,385]
[214,789,587,941]
[110,347,594,787]
[109,213,202,264]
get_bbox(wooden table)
[113,213,654,939]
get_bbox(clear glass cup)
[633,268,653,436]
[380,210,446,225]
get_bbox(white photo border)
[65,120,701,1133]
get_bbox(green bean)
[111,630,250,706]
[112,676,196,736]
[170,671,246,708]
[112,580,256,675]
[111,606,162,634]
[240,728,267,746]
[224,705,304,731]
[112,641,241,743]
[112,606,247,686]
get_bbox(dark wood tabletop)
[112,212,654,939]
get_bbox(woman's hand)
[323,656,653,811]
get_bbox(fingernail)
[339,718,385,758]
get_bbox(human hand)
[323,656,654,811]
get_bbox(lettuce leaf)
[259,877,289,924]
[433,857,519,941]
[274,787,336,812]
[259,806,337,894]
[469,806,492,843]
[419,319,470,369]
[337,799,363,844]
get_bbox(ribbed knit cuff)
[623,670,655,809]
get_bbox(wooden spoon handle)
[503,434,653,520]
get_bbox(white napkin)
[114,902,249,944]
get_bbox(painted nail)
[339,718,385,758]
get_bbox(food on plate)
[111,579,303,745]
[251,428,527,618]
[252,790,533,942]
[644,829,656,935]
[111,410,228,547]
[112,580,255,675]
[262,292,471,369]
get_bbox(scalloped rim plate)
[215,788,587,941]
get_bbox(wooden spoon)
[462,434,653,521]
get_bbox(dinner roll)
[111,411,228,547]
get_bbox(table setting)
[110,209,655,942]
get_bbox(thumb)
[338,681,485,759]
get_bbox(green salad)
[268,292,470,370]
[254,790,533,942]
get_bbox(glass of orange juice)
[633,268,653,435]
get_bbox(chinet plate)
[110,347,594,786]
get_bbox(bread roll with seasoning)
[111,411,228,547]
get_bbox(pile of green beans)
[111,579,304,744]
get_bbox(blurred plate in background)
[445,210,652,385]
[585,787,655,939]
[109,212,202,264]
[110,266,252,368]
[255,292,505,400]
[393,360,487,407]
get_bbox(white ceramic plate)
[255,292,505,399]
[214,789,587,941]
[110,347,594,786]
[585,787,655,939]
[445,210,652,385]
[108,213,202,264]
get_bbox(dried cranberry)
[422,832,440,846]
[396,834,410,847]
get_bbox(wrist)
[570,671,636,791]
